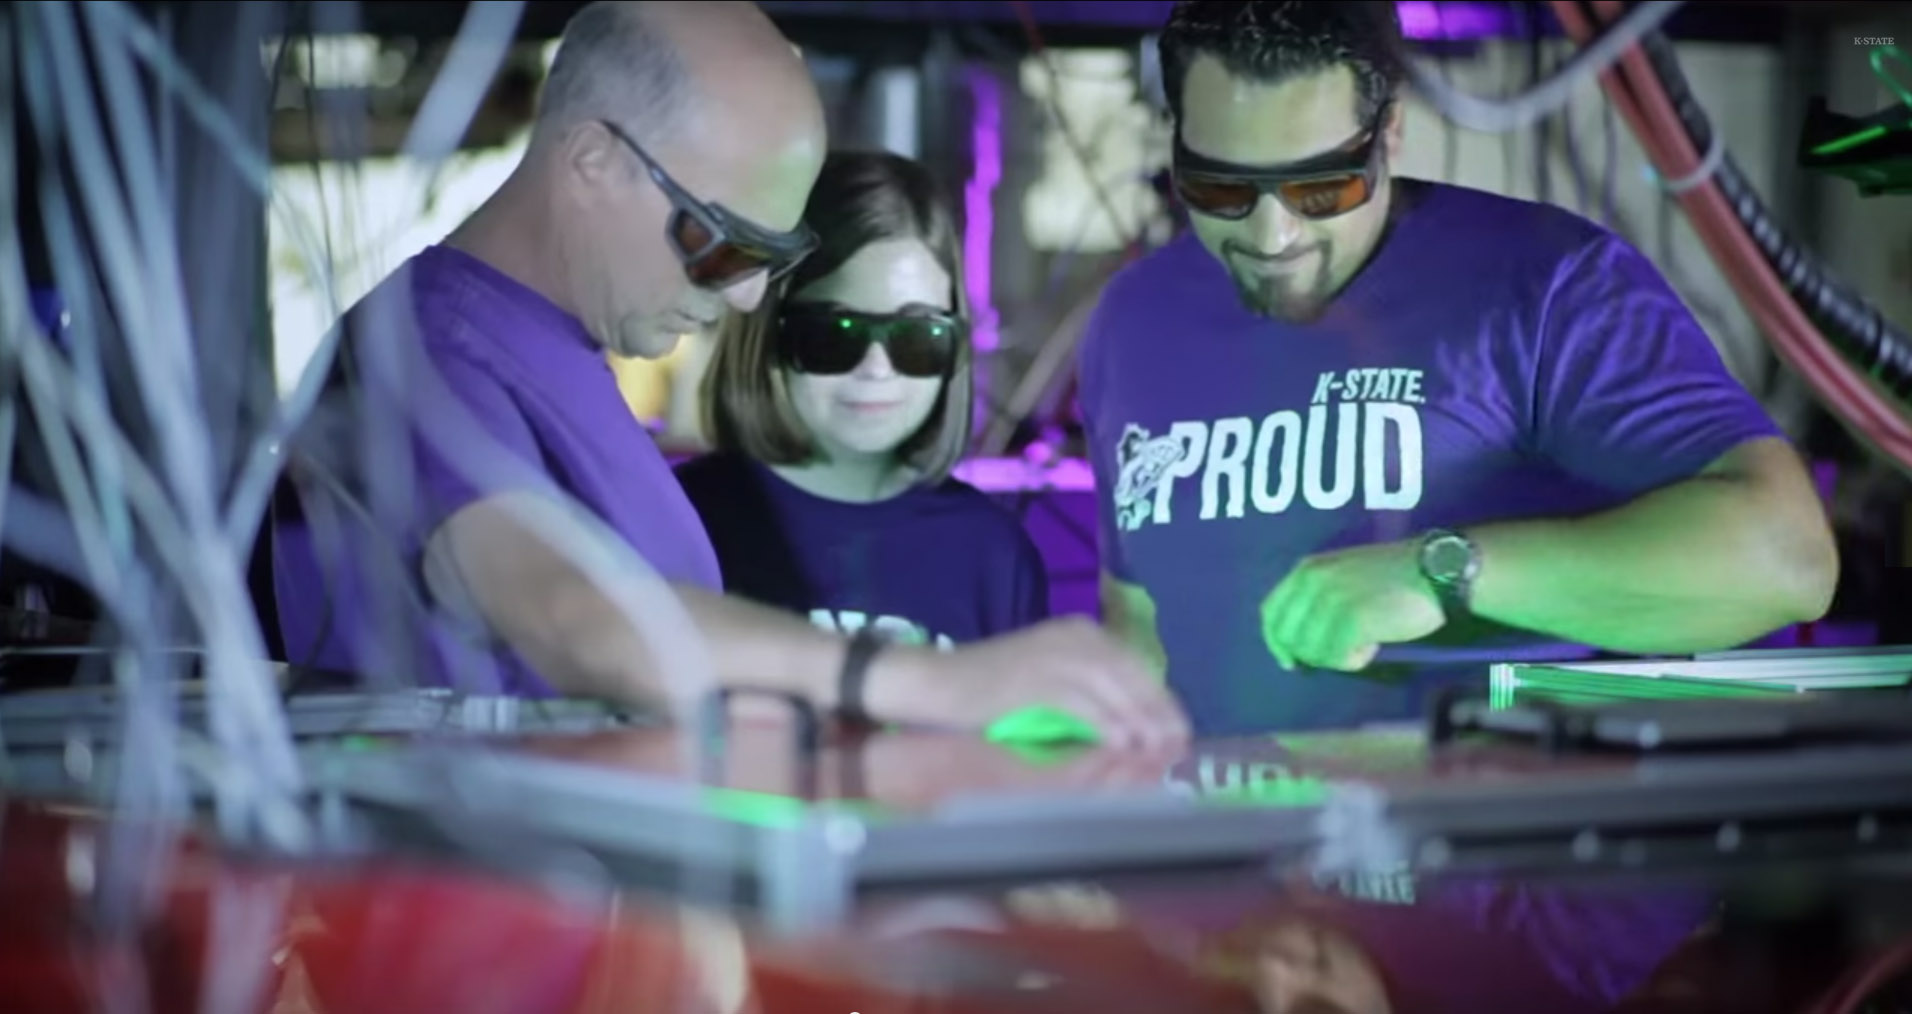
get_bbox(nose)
[1245,194,1304,254]
[719,272,771,313]
[853,343,896,379]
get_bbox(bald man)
[272,2,1186,746]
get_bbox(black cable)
[1529,3,1552,205]
[1428,5,1461,185]
[1600,78,1618,227]
[1634,30,1912,399]
[1559,68,1592,213]
[1545,6,1747,380]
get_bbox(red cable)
[1551,0,1912,470]
[1803,937,1912,1014]
[1552,22,1910,1012]
[1579,0,1912,450]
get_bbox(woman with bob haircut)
[677,150,1049,649]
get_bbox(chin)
[836,434,909,459]
[619,328,683,361]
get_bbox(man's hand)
[878,616,1190,748]
[1259,541,1444,672]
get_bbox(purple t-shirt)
[272,246,721,694]
[675,452,1049,646]
[1078,182,1781,735]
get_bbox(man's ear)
[562,121,623,189]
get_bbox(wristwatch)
[1417,528,1481,619]
[835,627,888,725]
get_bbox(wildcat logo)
[1112,424,1188,532]
[1108,369,1427,534]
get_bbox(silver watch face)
[1423,535,1474,582]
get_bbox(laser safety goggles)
[778,305,965,378]
[601,119,819,290]
[1171,109,1389,222]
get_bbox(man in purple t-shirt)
[274,1,1184,746]
[1079,1,1838,735]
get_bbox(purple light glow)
[1397,1,1518,40]
[954,455,1096,494]
[963,68,1003,354]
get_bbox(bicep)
[1705,432,1835,543]
[424,492,578,631]
[1534,239,1780,492]
[404,350,556,547]
[423,492,622,697]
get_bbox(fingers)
[1261,572,1313,669]
[1079,629,1190,747]
[1079,671,1189,749]
[1261,562,1375,672]
[1041,619,1190,749]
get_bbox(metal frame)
[309,746,1324,932]
[9,648,1909,930]
[307,730,1912,932]
[0,686,628,749]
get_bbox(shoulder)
[1079,234,1220,390]
[917,477,1042,558]
[335,249,506,387]
[1404,180,1640,280]
[674,451,754,499]
[1093,233,1220,327]
[315,261,528,454]
[1398,182,1675,337]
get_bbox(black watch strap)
[836,627,887,724]
[1419,528,1481,620]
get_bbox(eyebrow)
[1176,125,1374,174]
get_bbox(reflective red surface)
[4,724,1903,1013]
[0,803,1259,1013]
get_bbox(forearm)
[543,579,937,718]
[438,495,936,716]
[1467,476,1835,655]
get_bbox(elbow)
[1781,528,1840,625]
[520,579,642,700]
[1761,514,1840,628]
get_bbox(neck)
[445,160,576,316]
[769,453,917,504]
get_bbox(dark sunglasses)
[1172,111,1389,222]
[600,120,818,290]
[778,305,964,378]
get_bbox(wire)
[1637,17,1912,394]
[1529,4,1553,205]
[1407,0,1683,134]
[1007,0,1139,260]
[1554,1,1912,474]
[87,0,336,556]
[1427,5,1461,186]
[1599,76,1618,226]
[32,1,306,835]
[1871,46,1912,111]
[1653,121,1723,193]
[1804,935,1912,1014]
